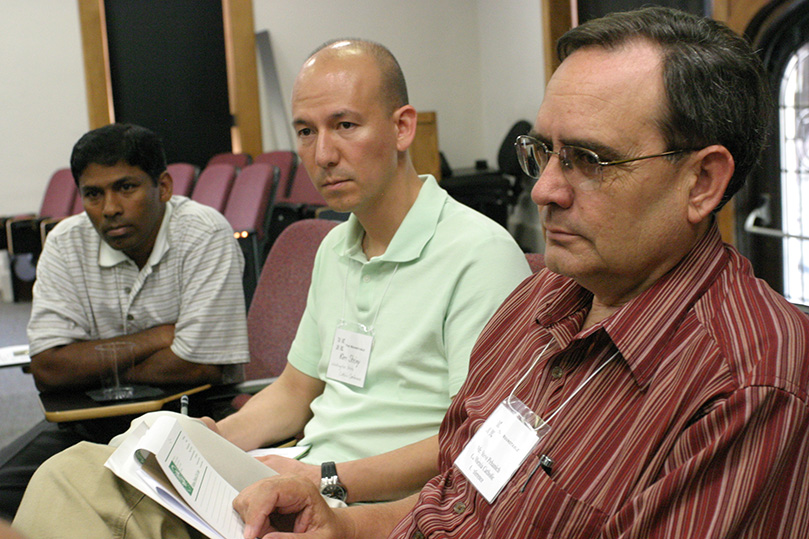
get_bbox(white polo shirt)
[28,196,249,383]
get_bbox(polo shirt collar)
[534,223,728,388]
[98,199,173,269]
[338,175,444,263]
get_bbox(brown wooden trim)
[713,0,772,34]
[711,0,772,245]
[412,111,441,181]
[222,0,263,157]
[77,0,113,128]
[542,0,573,83]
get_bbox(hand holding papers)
[105,412,278,539]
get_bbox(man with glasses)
[224,7,809,538]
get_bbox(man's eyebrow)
[532,131,622,160]
[528,131,551,146]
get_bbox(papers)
[0,344,30,368]
[105,412,277,539]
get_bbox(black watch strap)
[321,461,338,480]
[320,461,348,501]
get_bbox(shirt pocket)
[489,467,609,538]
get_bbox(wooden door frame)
[77,0,263,157]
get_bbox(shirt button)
[363,275,371,283]
[127,314,134,321]
[124,287,132,294]
[550,366,564,379]
[453,501,466,514]
[412,532,425,539]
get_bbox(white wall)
[1,1,88,215]
[1,1,543,215]
[477,0,545,167]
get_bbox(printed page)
[145,416,245,539]
[105,420,224,539]
[105,412,280,538]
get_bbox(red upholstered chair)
[224,163,280,305]
[264,159,328,252]
[190,163,237,213]
[5,168,78,255]
[253,151,297,200]
[525,253,545,273]
[167,162,198,197]
[282,162,326,207]
[206,152,251,170]
[231,218,339,408]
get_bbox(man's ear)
[686,145,734,224]
[393,104,418,153]
[158,170,173,202]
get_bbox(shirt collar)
[98,198,173,269]
[337,175,445,263]
[534,223,729,388]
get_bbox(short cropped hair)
[558,7,773,209]
[70,123,167,185]
[310,38,409,112]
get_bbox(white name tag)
[327,326,373,388]
[455,400,544,503]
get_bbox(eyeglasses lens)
[515,136,603,190]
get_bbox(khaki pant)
[13,442,203,539]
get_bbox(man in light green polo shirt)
[14,38,529,538]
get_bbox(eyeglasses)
[514,134,689,191]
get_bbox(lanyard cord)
[508,340,619,426]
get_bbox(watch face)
[322,483,348,501]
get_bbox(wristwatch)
[320,461,348,502]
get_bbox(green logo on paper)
[169,461,193,495]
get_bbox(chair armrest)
[6,217,44,256]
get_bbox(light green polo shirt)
[288,176,531,465]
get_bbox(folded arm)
[30,324,222,391]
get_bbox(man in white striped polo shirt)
[0,123,249,521]
[27,123,248,391]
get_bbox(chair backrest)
[39,168,78,219]
[525,252,545,273]
[253,151,297,199]
[224,163,279,238]
[191,163,237,213]
[167,162,198,197]
[245,218,339,380]
[283,161,326,207]
[207,152,251,169]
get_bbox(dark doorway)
[104,0,233,167]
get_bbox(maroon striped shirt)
[392,225,809,538]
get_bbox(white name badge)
[455,400,545,503]
[327,325,373,388]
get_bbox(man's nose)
[530,156,574,210]
[101,193,123,217]
[314,132,339,168]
